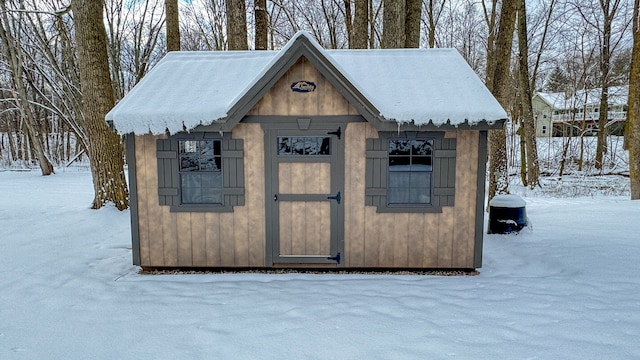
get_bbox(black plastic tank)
[488,194,528,234]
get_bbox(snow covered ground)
[1,169,639,359]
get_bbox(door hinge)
[327,126,341,140]
[327,252,341,264]
[327,191,341,204]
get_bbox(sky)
[0,168,638,359]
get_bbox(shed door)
[266,125,344,266]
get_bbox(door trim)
[263,118,346,267]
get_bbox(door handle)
[327,191,341,204]
[274,194,278,202]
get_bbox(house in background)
[533,86,628,138]
[106,31,506,271]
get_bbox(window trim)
[156,132,244,213]
[386,138,434,207]
[365,131,456,214]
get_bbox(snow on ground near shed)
[1,169,639,359]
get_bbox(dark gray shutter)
[156,138,179,206]
[222,138,245,206]
[433,137,456,207]
[365,138,387,207]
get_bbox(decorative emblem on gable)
[291,80,316,93]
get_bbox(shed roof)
[106,31,507,135]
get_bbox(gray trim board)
[125,133,141,266]
[474,130,488,268]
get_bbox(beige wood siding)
[247,56,359,116]
[344,123,480,268]
[133,123,266,267]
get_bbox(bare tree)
[516,0,540,188]
[255,0,268,49]
[405,0,421,47]
[629,0,640,199]
[226,0,248,50]
[351,0,368,48]
[487,0,517,201]
[165,0,181,51]
[424,0,447,48]
[382,0,405,48]
[72,0,129,210]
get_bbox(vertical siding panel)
[237,124,265,266]
[464,131,479,267]
[160,206,177,266]
[407,213,424,267]
[345,123,366,267]
[452,131,474,268]
[363,206,380,267]
[220,212,235,266]
[135,135,151,266]
[145,135,166,266]
[363,124,381,267]
[392,213,409,267]
[191,212,207,267]
[422,213,439,267]
[205,212,221,266]
[437,207,454,267]
[233,207,250,266]
[176,213,193,266]
[378,214,395,267]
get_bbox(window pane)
[389,156,411,170]
[388,187,410,204]
[178,139,223,204]
[412,156,432,170]
[412,140,433,155]
[278,137,291,155]
[389,140,411,155]
[277,136,331,156]
[388,172,410,188]
[180,153,199,171]
[181,173,223,204]
[292,137,305,154]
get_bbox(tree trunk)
[72,0,129,210]
[630,0,640,199]
[404,0,421,48]
[255,0,268,50]
[487,0,517,201]
[165,0,181,51]
[351,0,368,48]
[382,0,405,48]
[516,0,540,188]
[226,0,248,50]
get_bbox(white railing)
[551,111,627,122]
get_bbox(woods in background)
[0,0,637,207]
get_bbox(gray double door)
[265,122,345,266]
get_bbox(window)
[387,139,433,205]
[365,132,456,213]
[156,134,244,212]
[179,140,222,204]
[278,136,331,156]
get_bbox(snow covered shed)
[107,31,507,270]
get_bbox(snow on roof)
[535,92,571,110]
[106,31,507,135]
[535,86,629,111]
[574,85,629,107]
[327,48,507,125]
